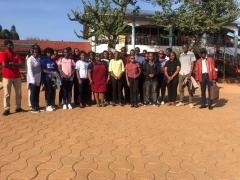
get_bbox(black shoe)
[3,110,10,116]
[134,104,139,108]
[15,108,24,112]
[30,108,39,113]
[208,106,213,110]
[199,105,207,109]
[30,108,40,113]
[130,104,134,108]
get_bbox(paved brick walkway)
[0,83,240,180]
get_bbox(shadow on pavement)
[192,96,228,108]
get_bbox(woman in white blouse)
[27,45,42,113]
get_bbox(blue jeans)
[145,79,158,104]
[29,83,40,110]
[201,73,213,107]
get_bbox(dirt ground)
[0,82,240,180]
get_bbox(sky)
[0,0,156,42]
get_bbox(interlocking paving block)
[0,83,240,179]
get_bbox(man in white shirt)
[176,45,196,108]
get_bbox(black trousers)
[105,81,112,102]
[59,85,63,105]
[111,76,123,104]
[129,77,139,105]
[62,78,73,105]
[201,73,213,107]
[73,74,79,105]
[167,76,179,102]
[29,83,40,110]
[122,72,130,104]
[78,78,91,105]
[44,80,56,106]
[157,74,167,102]
[138,73,144,103]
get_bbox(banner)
[118,35,126,49]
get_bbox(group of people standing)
[0,39,217,116]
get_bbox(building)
[91,9,240,58]
[0,39,91,57]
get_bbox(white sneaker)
[46,106,54,112]
[161,101,165,105]
[189,103,195,108]
[68,104,72,109]
[176,102,184,107]
[63,104,67,110]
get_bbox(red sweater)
[195,57,217,82]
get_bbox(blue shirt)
[159,58,167,68]
[156,58,167,78]
[41,57,58,81]
[135,55,145,65]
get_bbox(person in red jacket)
[195,48,217,110]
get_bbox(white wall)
[94,44,182,53]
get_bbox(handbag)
[210,82,219,100]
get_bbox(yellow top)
[109,59,125,77]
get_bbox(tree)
[10,25,20,40]
[0,25,2,39]
[154,0,240,47]
[2,29,11,39]
[68,0,136,48]
[0,25,20,40]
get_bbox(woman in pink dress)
[88,54,108,107]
